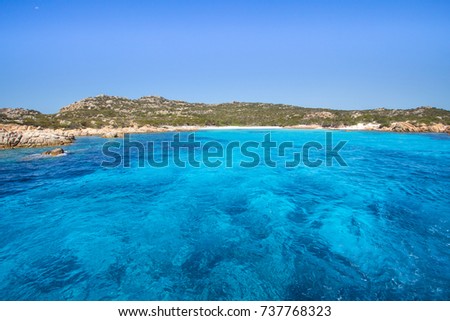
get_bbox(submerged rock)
[42,148,65,156]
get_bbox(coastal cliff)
[1,96,449,148]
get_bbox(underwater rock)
[42,147,65,156]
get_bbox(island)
[1,95,449,148]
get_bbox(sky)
[0,0,449,113]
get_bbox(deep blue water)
[0,130,449,300]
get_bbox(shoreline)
[1,123,449,149]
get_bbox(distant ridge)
[1,95,449,132]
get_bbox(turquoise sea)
[0,130,449,300]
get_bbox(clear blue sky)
[1,0,449,113]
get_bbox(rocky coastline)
[1,121,448,149]
[0,124,200,149]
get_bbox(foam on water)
[0,130,449,300]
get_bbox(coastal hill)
[2,95,450,129]
[1,95,449,148]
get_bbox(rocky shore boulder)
[428,123,447,133]
[389,122,448,133]
[389,122,420,132]
[101,131,124,138]
[0,127,75,149]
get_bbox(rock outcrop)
[0,108,41,119]
[0,125,75,149]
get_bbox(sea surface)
[0,130,449,300]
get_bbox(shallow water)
[0,130,449,300]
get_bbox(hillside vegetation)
[1,95,449,129]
